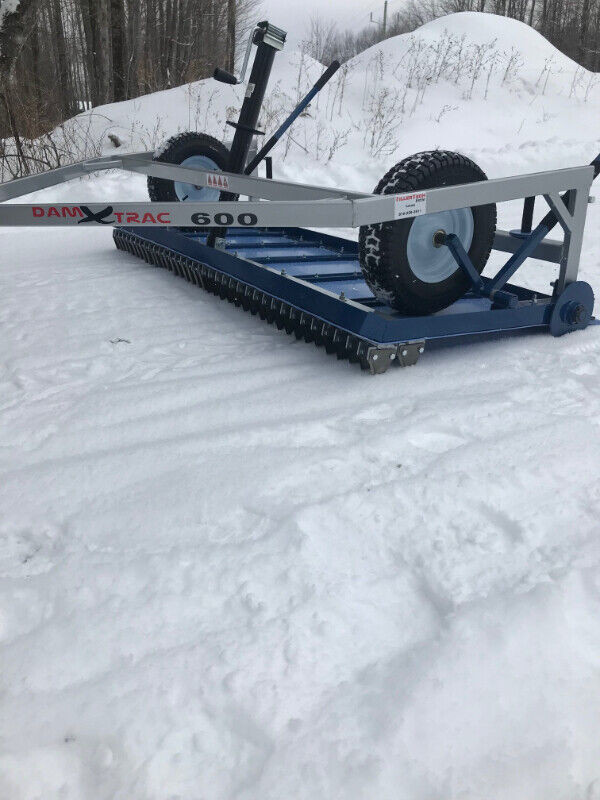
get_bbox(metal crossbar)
[0,155,592,221]
[0,152,370,203]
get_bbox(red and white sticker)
[394,191,427,219]
[206,172,229,190]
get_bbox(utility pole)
[370,1,388,36]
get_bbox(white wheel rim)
[407,207,474,283]
[174,155,221,202]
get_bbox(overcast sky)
[259,0,399,47]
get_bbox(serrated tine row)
[113,229,424,374]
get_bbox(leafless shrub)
[0,112,117,182]
[535,57,555,95]
[362,85,403,157]
[584,74,599,102]
[326,64,351,122]
[388,31,519,116]
[569,66,585,98]
[432,104,458,123]
[327,128,351,161]
[463,41,497,101]
[259,89,288,137]
[502,47,524,85]
[303,16,338,66]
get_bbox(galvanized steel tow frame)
[0,153,594,299]
[0,153,596,372]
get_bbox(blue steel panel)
[226,236,299,247]
[191,228,260,240]
[272,260,361,279]
[317,280,375,301]
[285,228,360,254]
[192,233,295,247]
[234,245,346,262]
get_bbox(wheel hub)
[174,154,221,202]
[407,208,474,283]
[432,229,447,248]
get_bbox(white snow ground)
[1,12,600,800]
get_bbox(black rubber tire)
[147,131,231,202]
[359,150,497,315]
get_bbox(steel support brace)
[443,234,485,293]
[488,224,550,294]
[443,180,591,303]
[443,224,549,306]
[545,188,589,293]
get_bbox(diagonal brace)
[544,192,574,232]
[488,223,550,294]
[443,233,486,294]
[444,224,550,302]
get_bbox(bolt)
[569,303,587,325]
[390,353,396,360]
[339,292,346,301]
[281,269,286,276]
[402,349,408,357]
[372,353,378,361]
[418,346,425,354]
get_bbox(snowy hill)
[52,11,600,190]
[2,12,600,800]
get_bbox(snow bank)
[55,11,600,191]
[2,12,600,800]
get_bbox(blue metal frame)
[121,224,596,349]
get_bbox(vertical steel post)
[520,196,535,233]
[553,188,590,293]
[208,22,286,247]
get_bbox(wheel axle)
[432,229,447,248]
